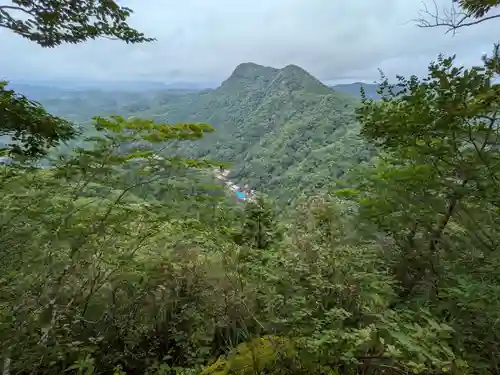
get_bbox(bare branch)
[0,5,35,16]
[415,0,500,34]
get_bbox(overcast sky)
[0,0,498,85]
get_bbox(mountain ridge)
[223,62,333,96]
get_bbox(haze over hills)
[6,72,379,99]
[5,79,218,93]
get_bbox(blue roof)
[235,191,246,199]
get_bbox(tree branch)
[0,4,36,17]
[415,0,500,34]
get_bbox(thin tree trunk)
[429,180,468,253]
[426,179,468,299]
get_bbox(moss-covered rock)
[200,336,299,375]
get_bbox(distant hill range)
[7,78,382,100]
[5,80,217,98]
[4,63,378,203]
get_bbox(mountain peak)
[229,62,279,81]
[281,64,308,74]
[276,64,331,95]
[220,62,331,96]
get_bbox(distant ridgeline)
[4,64,379,204]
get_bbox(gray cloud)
[0,0,498,84]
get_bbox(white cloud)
[0,0,498,84]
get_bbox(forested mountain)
[130,62,375,202]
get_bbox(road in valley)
[212,168,256,202]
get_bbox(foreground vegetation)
[1,0,500,374]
